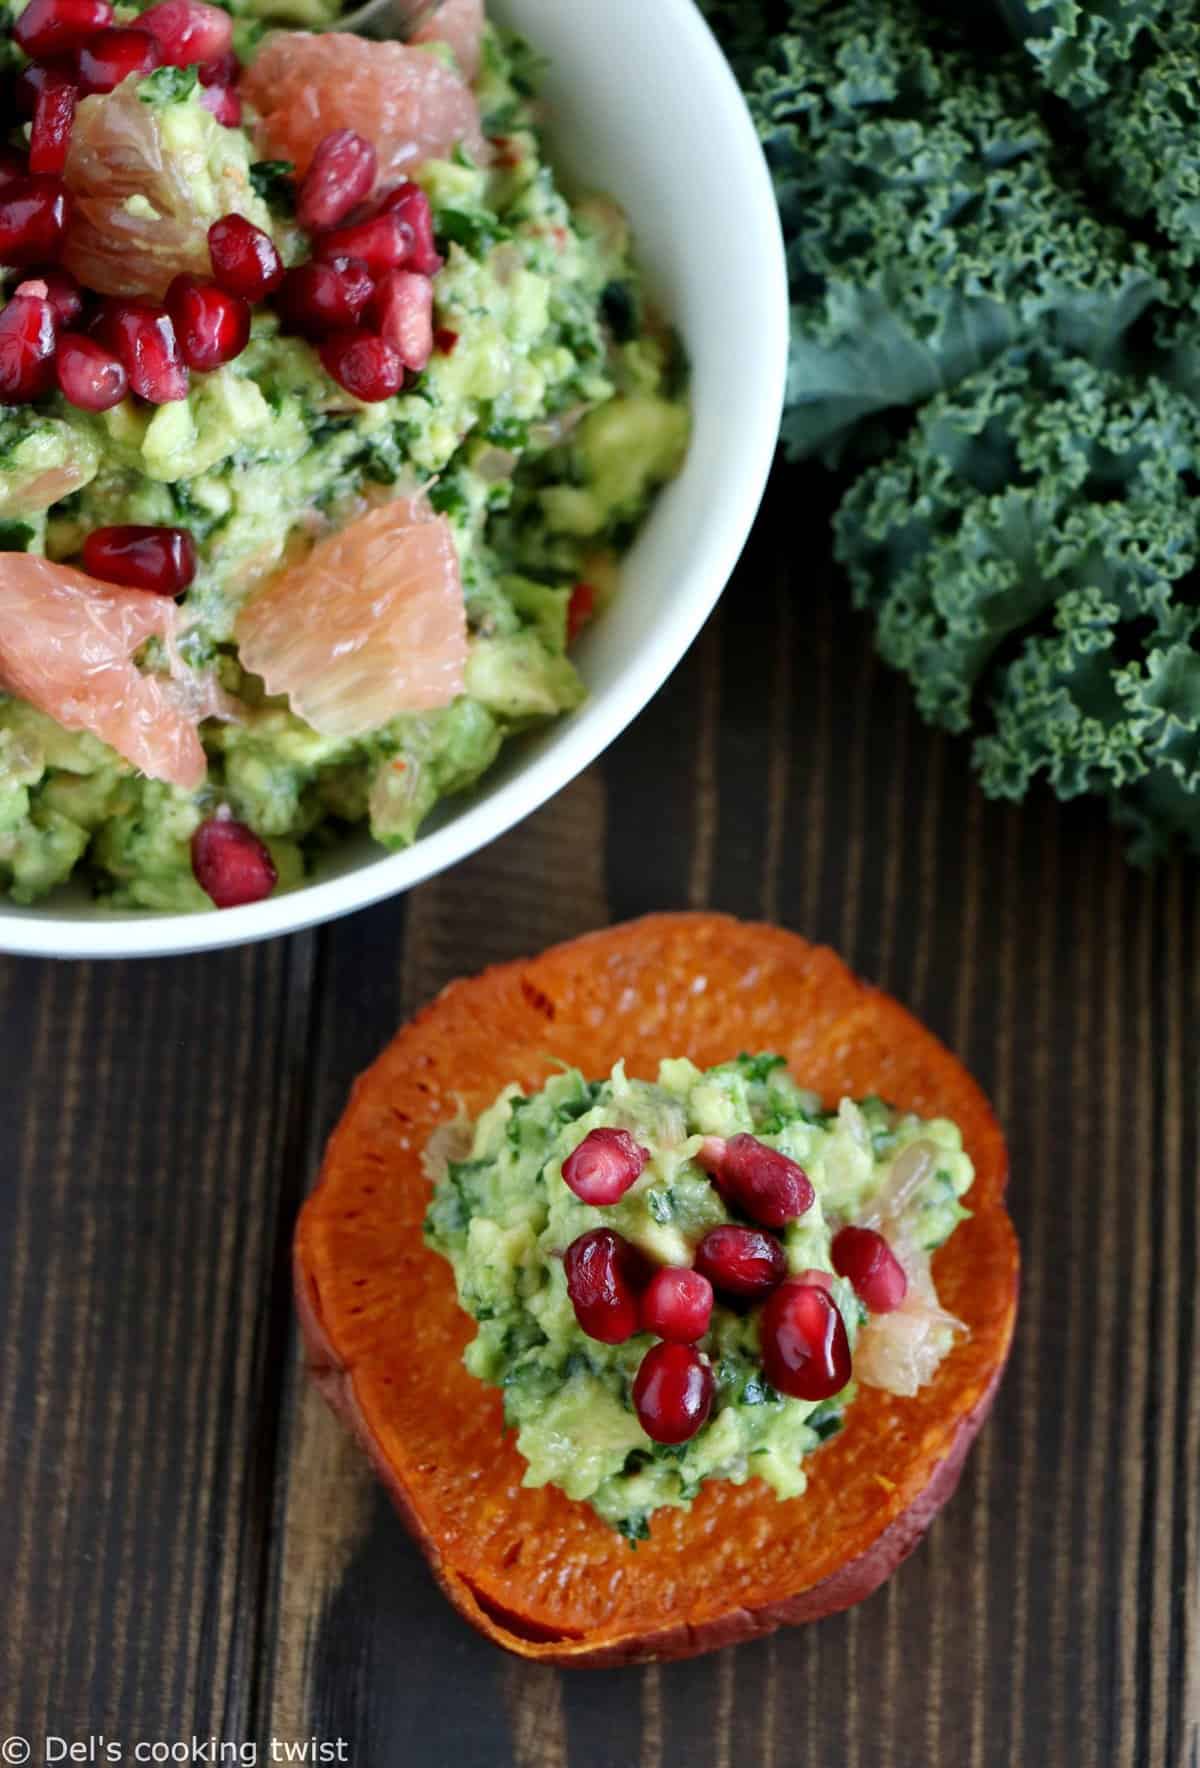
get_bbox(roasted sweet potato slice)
[295,913,1019,1665]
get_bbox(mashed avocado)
[0,23,689,907]
[425,1055,973,1541]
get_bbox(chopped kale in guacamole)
[424,1055,974,1540]
[0,18,689,909]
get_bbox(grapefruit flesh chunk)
[61,79,260,299]
[411,0,484,81]
[233,495,468,740]
[0,552,208,789]
[239,31,486,182]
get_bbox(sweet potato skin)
[295,914,1019,1666]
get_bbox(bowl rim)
[0,0,788,961]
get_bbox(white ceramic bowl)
[0,0,787,959]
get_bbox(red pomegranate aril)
[297,129,377,232]
[560,1127,648,1206]
[191,816,278,909]
[380,180,442,274]
[55,331,127,410]
[207,214,283,301]
[166,274,250,370]
[276,257,374,337]
[13,59,71,118]
[563,1228,642,1345]
[196,48,239,86]
[137,0,232,68]
[81,523,197,595]
[198,83,241,126]
[760,1280,852,1401]
[29,71,77,178]
[639,1268,713,1344]
[0,177,71,268]
[314,209,412,278]
[831,1226,909,1314]
[25,266,83,329]
[98,299,188,402]
[567,582,594,643]
[318,329,404,402]
[77,29,162,97]
[632,1343,715,1445]
[0,295,57,405]
[13,0,112,57]
[0,148,27,189]
[694,1224,786,1300]
[433,325,458,355]
[370,268,433,371]
[699,1132,815,1229]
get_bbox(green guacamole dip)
[0,21,689,908]
[425,1055,974,1541]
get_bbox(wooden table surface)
[1,465,1196,1768]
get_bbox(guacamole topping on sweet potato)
[0,0,689,909]
[425,1053,973,1541]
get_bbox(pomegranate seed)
[694,1224,786,1300]
[0,295,57,404]
[97,299,188,402]
[13,0,112,57]
[632,1343,714,1445]
[379,181,442,274]
[137,0,232,67]
[0,149,27,189]
[198,83,241,126]
[639,1268,713,1344]
[166,274,250,370]
[82,523,196,594]
[563,1228,642,1345]
[191,816,277,909]
[560,1127,648,1206]
[318,330,404,402]
[77,29,161,97]
[433,325,458,354]
[314,209,412,278]
[196,48,239,86]
[24,266,83,329]
[207,214,283,301]
[831,1226,908,1314]
[275,256,374,337]
[55,331,127,410]
[698,1132,814,1229]
[370,268,433,371]
[567,582,594,643]
[297,129,377,232]
[760,1280,852,1401]
[0,177,71,267]
[29,70,77,178]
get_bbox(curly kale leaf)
[747,0,1161,460]
[991,0,1169,106]
[1077,19,1200,277]
[836,349,1200,858]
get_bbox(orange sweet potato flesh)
[295,913,1019,1665]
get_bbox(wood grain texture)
[1,468,1197,1765]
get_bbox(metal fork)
[333,0,442,38]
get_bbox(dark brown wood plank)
[0,936,317,1745]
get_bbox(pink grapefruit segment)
[411,0,484,81]
[62,79,259,300]
[233,495,468,740]
[239,31,487,183]
[0,553,208,790]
